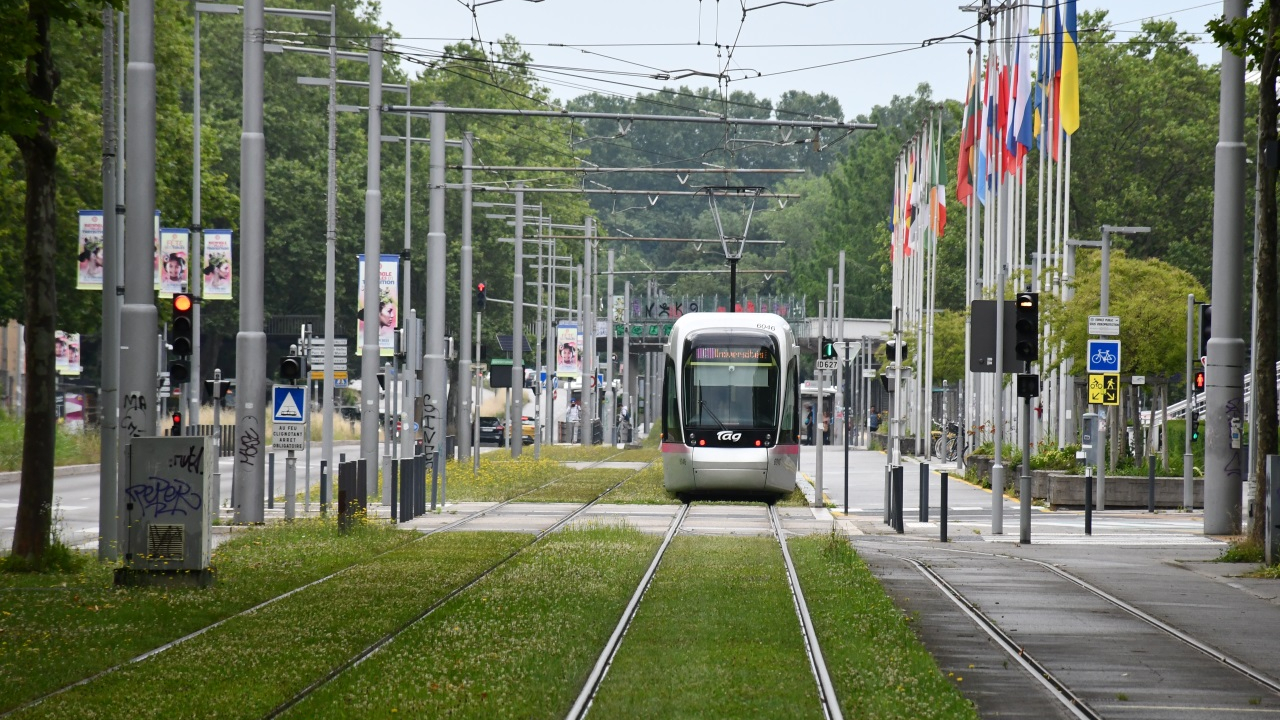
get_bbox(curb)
[0,463,101,486]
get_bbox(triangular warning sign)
[277,391,302,420]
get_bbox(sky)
[377,0,1226,120]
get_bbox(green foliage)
[1218,538,1264,563]
[0,410,100,471]
[930,309,966,383]
[1048,249,1205,376]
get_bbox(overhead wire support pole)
[385,104,877,132]
[359,36,383,491]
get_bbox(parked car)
[478,416,506,446]
[521,416,535,445]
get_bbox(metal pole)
[607,249,616,445]
[1205,0,1247,535]
[358,36,383,491]
[474,311,482,473]
[815,300,825,508]
[190,6,202,431]
[837,250,846,441]
[511,182,525,458]
[844,339,850,515]
[581,220,594,447]
[121,0,159,487]
[321,4,337,510]
[400,82,416,467]
[99,6,120,561]
[232,0,266,521]
[426,101,448,474]
[1020,393,1032,544]
[458,132,474,460]
[212,369,222,500]
[1185,293,1195,509]
[623,280,631,444]
[285,450,296,519]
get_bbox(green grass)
[536,444,621,462]
[1218,537,1265,563]
[518,468,639,503]
[11,531,529,719]
[0,411,101,471]
[288,525,661,719]
[589,535,822,719]
[0,519,414,713]
[790,533,980,719]
[604,461,681,504]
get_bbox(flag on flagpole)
[1011,5,1035,157]
[977,52,994,205]
[934,125,948,238]
[957,56,978,205]
[1060,0,1080,135]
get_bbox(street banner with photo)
[159,228,190,298]
[77,210,105,290]
[556,322,580,378]
[152,211,162,290]
[203,229,233,300]
[55,331,81,376]
[612,294,626,323]
[355,253,399,357]
[63,392,86,432]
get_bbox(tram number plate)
[815,359,839,372]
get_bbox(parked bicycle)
[930,420,964,462]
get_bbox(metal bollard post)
[320,460,328,514]
[892,465,904,533]
[919,462,929,522]
[429,453,438,512]
[1147,455,1156,513]
[883,465,891,526]
[267,451,275,509]
[1267,455,1280,566]
[940,471,949,542]
[390,458,399,522]
[1084,468,1093,536]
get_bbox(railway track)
[262,456,652,718]
[2,450,636,719]
[565,501,843,720]
[866,542,1280,720]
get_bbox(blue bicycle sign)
[1087,339,1121,373]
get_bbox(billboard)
[556,322,580,378]
[356,254,399,357]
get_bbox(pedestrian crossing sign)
[273,385,308,423]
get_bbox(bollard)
[1267,455,1280,566]
[1147,455,1156,513]
[429,452,438,512]
[1084,468,1093,536]
[417,454,427,517]
[883,466,891,526]
[940,471,949,542]
[399,458,412,523]
[319,460,328,514]
[390,458,399,521]
[919,463,929,523]
[267,451,275,509]
[892,465,904,534]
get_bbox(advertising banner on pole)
[152,211,162,291]
[76,210,105,290]
[159,228,190,298]
[55,330,81,376]
[202,229,233,300]
[355,253,399,357]
[556,322,580,378]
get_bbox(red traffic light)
[1194,371,1205,390]
[477,282,485,292]
[173,293,193,313]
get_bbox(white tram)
[660,312,801,496]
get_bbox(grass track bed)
[0,519,412,712]
[604,461,680,504]
[11,531,528,720]
[589,535,822,719]
[516,468,638,503]
[789,535,979,719]
[288,525,661,719]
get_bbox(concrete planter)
[965,455,1202,509]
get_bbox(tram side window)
[662,357,680,442]
[779,359,798,443]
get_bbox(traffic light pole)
[1185,293,1195,510]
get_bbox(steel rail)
[935,545,1280,698]
[770,504,844,720]
[0,451,631,719]
[897,554,1101,720]
[262,457,653,719]
[564,502,691,720]
[385,104,876,131]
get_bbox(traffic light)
[169,293,194,384]
[1199,304,1212,358]
[1190,410,1200,442]
[279,354,303,381]
[171,411,182,437]
[885,339,908,361]
[820,336,837,360]
[476,282,486,312]
[1194,370,1205,391]
[1014,292,1038,363]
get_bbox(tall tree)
[1209,1,1280,545]
[0,0,121,568]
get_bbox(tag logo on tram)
[717,430,743,443]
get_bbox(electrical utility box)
[1081,413,1102,468]
[116,436,215,587]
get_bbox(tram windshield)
[683,335,779,430]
